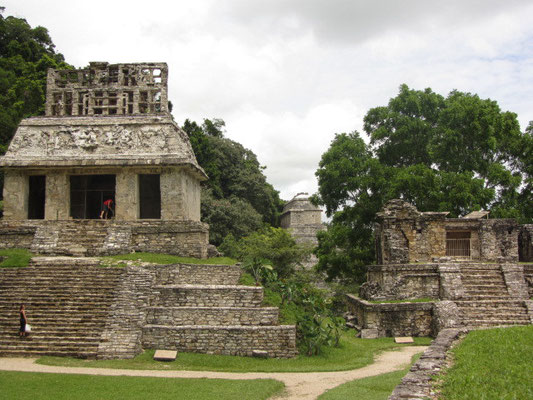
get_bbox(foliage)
[0,8,72,199]
[242,257,273,285]
[183,119,285,245]
[0,8,70,149]
[0,248,33,267]
[314,84,533,282]
[200,188,263,246]
[318,353,423,400]
[0,371,284,400]
[220,227,311,279]
[100,252,237,265]
[439,326,533,400]
[37,333,432,373]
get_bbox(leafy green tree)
[314,85,532,282]
[0,8,70,147]
[220,227,311,278]
[183,118,284,244]
[0,8,71,198]
[200,188,263,245]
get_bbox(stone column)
[45,172,70,220]
[160,169,182,220]
[2,170,28,220]
[115,170,138,220]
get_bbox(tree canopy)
[183,119,284,245]
[0,7,70,152]
[314,84,532,282]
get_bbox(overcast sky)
[5,0,533,200]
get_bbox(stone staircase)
[0,258,123,358]
[142,264,297,358]
[456,263,532,328]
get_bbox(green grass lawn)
[0,371,284,400]
[100,252,237,266]
[0,248,33,267]
[37,332,432,373]
[318,353,422,400]
[439,325,533,400]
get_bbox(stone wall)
[389,328,466,400]
[524,263,533,297]
[0,219,209,258]
[478,219,520,262]
[0,222,36,249]
[152,285,263,307]
[346,295,434,338]
[131,221,208,258]
[363,264,440,300]
[97,265,156,359]
[142,325,297,358]
[2,171,28,220]
[154,263,242,285]
[375,200,448,264]
[146,306,279,326]
[519,225,533,262]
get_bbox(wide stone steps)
[142,263,297,358]
[152,285,263,307]
[0,263,122,358]
[146,306,279,326]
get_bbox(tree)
[183,118,285,245]
[0,8,71,198]
[314,85,532,282]
[220,227,311,279]
[0,8,70,147]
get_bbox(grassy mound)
[439,325,533,400]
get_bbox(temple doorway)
[28,175,46,219]
[70,175,115,219]
[139,174,161,219]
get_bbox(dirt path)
[0,346,426,399]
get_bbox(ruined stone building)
[281,193,325,246]
[0,62,209,257]
[281,193,325,268]
[347,199,533,339]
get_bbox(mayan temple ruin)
[0,62,297,359]
[347,199,533,339]
[0,62,208,257]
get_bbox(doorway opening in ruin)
[139,174,161,219]
[28,175,46,219]
[70,175,115,219]
[446,231,471,258]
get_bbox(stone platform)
[0,219,209,258]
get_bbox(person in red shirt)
[100,199,114,219]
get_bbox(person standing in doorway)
[19,304,28,337]
[100,199,114,219]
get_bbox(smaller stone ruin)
[348,199,533,339]
[281,192,325,246]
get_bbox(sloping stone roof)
[0,115,207,179]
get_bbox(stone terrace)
[0,258,297,359]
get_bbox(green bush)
[220,227,311,278]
